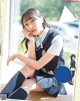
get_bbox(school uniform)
[34,27,67,96]
[0,27,67,100]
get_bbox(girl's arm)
[7,53,54,70]
[22,28,36,60]
[7,35,63,70]
[27,38,36,60]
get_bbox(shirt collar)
[38,27,49,42]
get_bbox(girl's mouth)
[31,29,36,33]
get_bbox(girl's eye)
[31,19,35,22]
[25,23,28,26]
[24,24,28,28]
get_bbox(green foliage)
[20,0,64,21]
[18,39,27,54]
[64,52,71,68]
[20,0,80,21]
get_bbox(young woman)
[0,8,67,100]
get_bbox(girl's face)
[23,17,44,36]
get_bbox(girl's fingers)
[22,29,34,40]
[7,57,14,66]
[22,28,29,35]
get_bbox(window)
[2,0,22,70]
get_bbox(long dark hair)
[21,8,50,53]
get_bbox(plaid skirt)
[34,70,67,97]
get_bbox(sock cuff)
[18,71,25,79]
[9,88,27,100]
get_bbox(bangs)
[21,8,49,28]
[23,14,37,22]
[22,12,40,23]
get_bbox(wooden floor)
[0,60,74,101]
[0,84,73,101]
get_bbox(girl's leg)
[0,65,35,97]
[20,78,44,93]
[8,78,44,100]
[20,65,35,78]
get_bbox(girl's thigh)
[21,78,44,93]
[20,65,35,78]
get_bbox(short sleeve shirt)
[34,27,63,56]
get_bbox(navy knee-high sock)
[1,71,25,97]
[8,88,28,100]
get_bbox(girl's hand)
[22,28,34,41]
[7,54,17,66]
